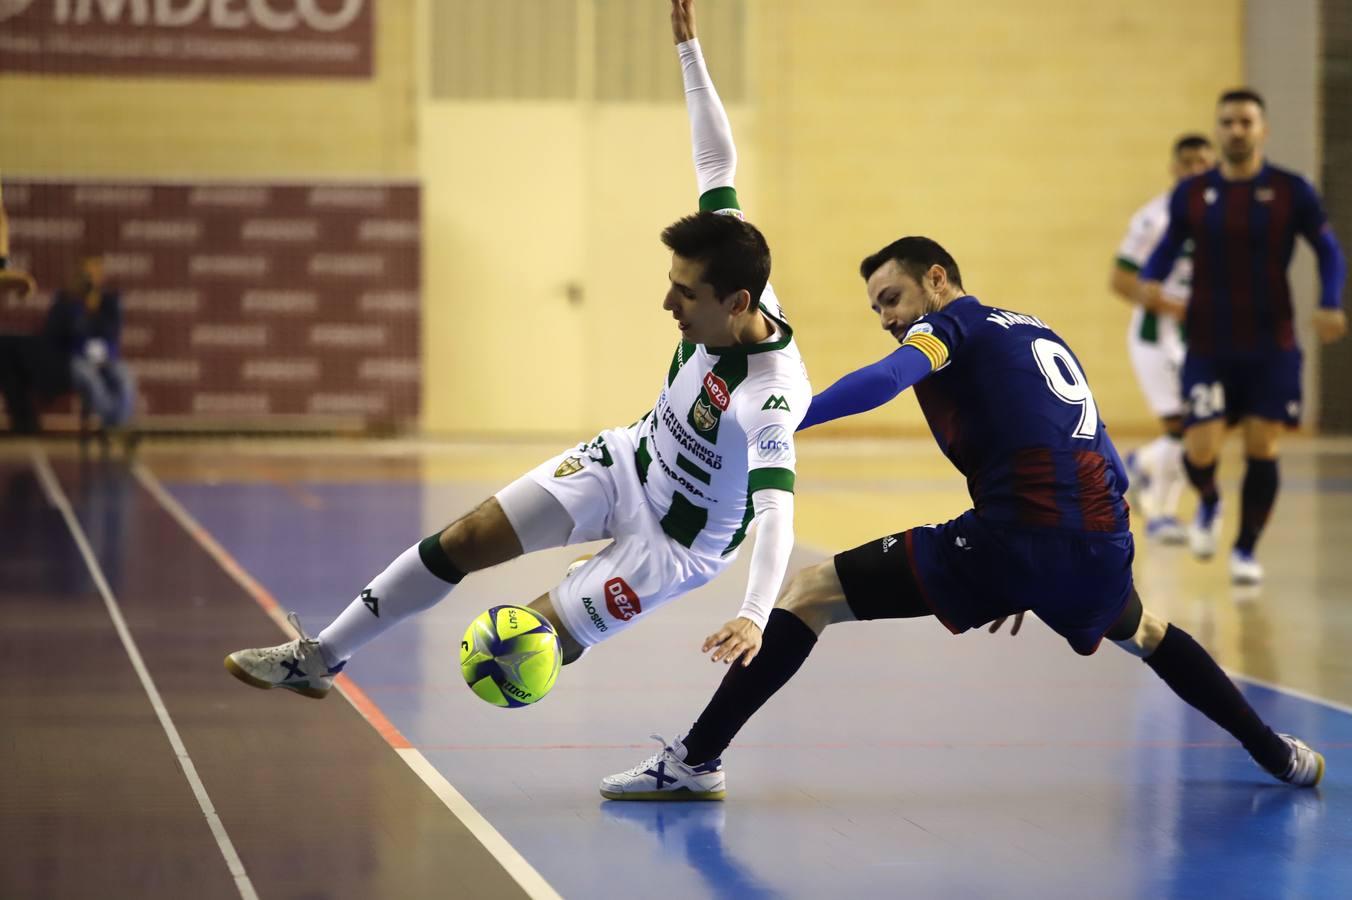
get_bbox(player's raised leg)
[224,474,578,698]
[1107,591,1322,785]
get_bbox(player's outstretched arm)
[797,346,934,431]
[1297,182,1349,343]
[1135,188,1189,321]
[672,0,740,211]
[704,488,794,667]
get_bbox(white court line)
[31,450,259,900]
[1229,671,1352,718]
[131,462,563,900]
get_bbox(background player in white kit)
[222,7,811,700]
[1109,134,1215,542]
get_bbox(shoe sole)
[599,789,726,802]
[1312,751,1326,787]
[224,655,329,700]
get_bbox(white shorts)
[495,425,729,649]
[1127,332,1186,419]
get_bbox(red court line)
[131,465,411,750]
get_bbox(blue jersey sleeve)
[797,346,932,431]
[1294,178,1347,310]
[1140,183,1189,282]
[796,302,973,431]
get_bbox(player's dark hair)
[859,236,963,290]
[661,212,771,309]
[1218,88,1265,111]
[1173,133,1212,156]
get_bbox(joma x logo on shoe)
[605,577,642,621]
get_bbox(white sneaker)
[1275,734,1325,787]
[1229,549,1264,585]
[224,612,343,700]
[600,735,726,801]
[1146,516,1187,545]
[1189,501,1222,559]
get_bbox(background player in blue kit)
[1138,89,1347,585]
[601,236,1325,801]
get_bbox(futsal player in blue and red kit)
[1139,88,1347,585]
[602,235,1325,800]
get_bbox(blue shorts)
[836,510,1135,656]
[1181,349,1302,428]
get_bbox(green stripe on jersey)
[749,467,795,495]
[1138,311,1159,343]
[636,436,653,485]
[660,492,709,549]
[1114,255,1141,273]
[698,186,741,213]
[723,498,755,556]
[667,341,696,387]
[676,453,712,485]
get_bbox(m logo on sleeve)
[761,395,790,412]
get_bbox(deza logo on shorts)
[604,577,642,621]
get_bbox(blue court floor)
[144,438,1352,900]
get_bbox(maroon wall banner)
[0,0,373,78]
[1,179,420,429]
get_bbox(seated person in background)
[0,180,37,301]
[44,252,137,432]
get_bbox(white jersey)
[635,285,811,559]
[1116,191,1190,347]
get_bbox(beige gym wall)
[0,4,416,178]
[420,0,1242,438]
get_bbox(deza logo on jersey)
[27,0,367,30]
[604,577,642,621]
[703,372,731,411]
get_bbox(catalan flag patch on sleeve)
[902,330,949,370]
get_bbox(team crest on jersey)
[1256,187,1275,203]
[703,372,731,411]
[1204,187,1218,205]
[554,456,583,477]
[691,397,718,432]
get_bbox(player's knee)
[776,561,845,635]
[440,498,522,572]
[1112,607,1168,659]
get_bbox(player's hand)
[671,0,697,44]
[987,611,1025,636]
[0,268,36,300]
[702,616,762,666]
[1139,282,1186,321]
[1314,308,1348,344]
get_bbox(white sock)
[318,542,458,666]
[1154,435,1186,518]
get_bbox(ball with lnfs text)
[459,605,561,707]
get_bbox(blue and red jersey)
[903,297,1130,533]
[1141,163,1346,357]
